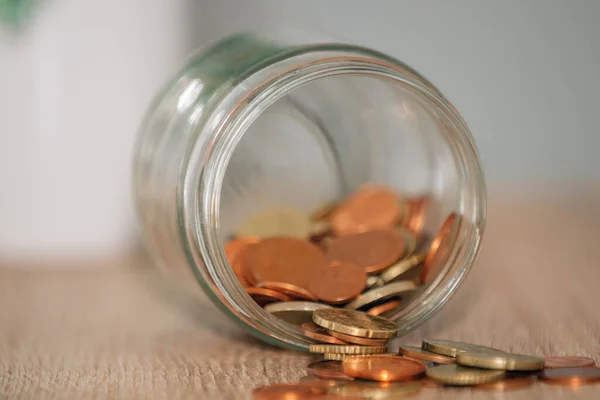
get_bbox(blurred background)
[1,0,599,263]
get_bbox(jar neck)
[179,43,486,350]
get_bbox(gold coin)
[329,381,421,398]
[324,353,352,361]
[422,339,503,357]
[264,301,331,325]
[308,220,332,242]
[311,202,339,221]
[456,351,544,371]
[379,254,425,284]
[397,229,417,258]
[310,344,388,355]
[365,275,382,290]
[426,364,505,386]
[344,280,417,310]
[234,208,311,238]
[313,309,398,339]
[398,200,409,226]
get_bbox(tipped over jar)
[133,31,487,351]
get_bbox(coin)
[324,353,352,361]
[399,346,455,364]
[379,254,425,284]
[311,202,339,221]
[329,381,421,398]
[345,281,417,310]
[308,220,332,244]
[397,229,417,258]
[404,196,428,236]
[264,301,331,325]
[540,367,600,386]
[310,344,388,355]
[326,230,405,274]
[307,360,354,381]
[245,237,329,289]
[301,323,347,345]
[342,355,426,382]
[456,351,544,371]
[252,382,326,399]
[224,237,260,287]
[256,281,318,301]
[421,213,462,284]
[298,376,338,386]
[330,185,402,235]
[245,287,292,306]
[365,275,382,290]
[366,299,402,316]
[544,356,596,368]
[426,364,505,386]
[313,309,398,339]
[308,261,367,304]
[422,339,503,357]
[476,375,535,391]
[235,207,311,239]
[326,330,389,346]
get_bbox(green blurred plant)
[0,0,38,29]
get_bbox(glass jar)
[133,32,486,351]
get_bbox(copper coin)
[421,213,461,284]
[367,299,403,316]
[326,329,389,347]
[308,261,367,304]
[256,281,318,301]
[330,185,402,235]
[545,356,596,369]
[540,367,600,386]
[246,237,329,289]
[329,381,422,397]
[245,287,291,306]
[404,196,429,236]
[307,360,354,381]
[224,237,259,288]
[342,355,426,382]
[301,323,347,345]
[298,376,338,386]
[326,230,405,274]
[252,382,326,399]
[476,375,535,392]
[399,346,455,365]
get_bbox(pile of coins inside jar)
[225,184,459,326]
[252,308,600,398]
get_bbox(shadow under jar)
[133,32,487,351]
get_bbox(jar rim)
[179,44,487,351]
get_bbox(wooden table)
[1,192,599,399]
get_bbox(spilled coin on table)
[264,301,331,325]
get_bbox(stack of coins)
[252,335,600,398]
[225,184,460,328]
[308,309,397,360]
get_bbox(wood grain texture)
[1,195,599,399]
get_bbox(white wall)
[191,0,600,184]
[1,0,598,259]
[0,0,195,258]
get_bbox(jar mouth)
[180,45,486,351]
